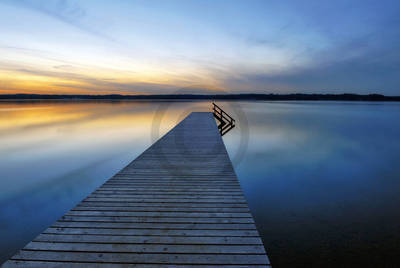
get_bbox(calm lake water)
[1,100,400,267]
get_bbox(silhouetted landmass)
[0,93,399,101]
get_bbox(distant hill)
[0,93,399,101]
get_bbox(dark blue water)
[223,101,400,267]
[1,100,400,267]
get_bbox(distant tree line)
[0,93,399,101]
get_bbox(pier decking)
[4,112,270,267]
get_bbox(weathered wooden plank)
[34,234,264,245]
[88,193,246,198]
[73,206,250,212]
[108,177,238,180]
[66,211,252,218]
[79,201,249,208]
[94,191,244,196]
[52,221,256,230]
[94,187,243,192]
[84,197,247,203]
[11,251,269,265]
[98,185,238,189]
[94,190,244,195]
[105,177,237,180]
[61,216,254,224]
[105,178,237,180]
[112,175,238,178]
[99,185,241,189]
[114,172,236,175]
[4,260,271,268]
[43,227,260,236]
[25,241,266,254]
[101,183,241,187]
[4,112,269,267]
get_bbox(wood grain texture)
[3,112,270,267]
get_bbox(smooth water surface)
[1,100,400,267]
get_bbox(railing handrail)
[212,103,235,122]
[212,102,235,136]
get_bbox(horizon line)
[0,93,399,101]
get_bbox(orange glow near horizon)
[0,43,227,95]
[0,67,226,95]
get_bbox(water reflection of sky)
[1,101,400,266]
[223,101,400,267]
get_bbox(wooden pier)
[4,112,270,267]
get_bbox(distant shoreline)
[0,93,399,101]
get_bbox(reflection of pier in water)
[4,109,270,267]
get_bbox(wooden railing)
[212,103,235,136]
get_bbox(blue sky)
[0,0,399,95]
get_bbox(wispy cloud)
[2,0,114,41]
[224,36,400,94]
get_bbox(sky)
[0,0,399,95]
